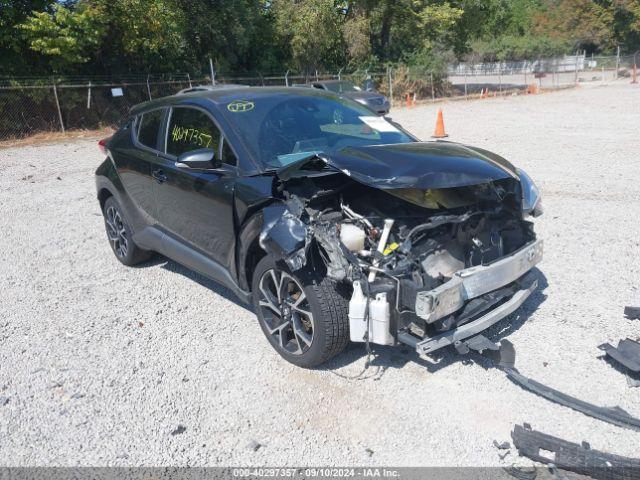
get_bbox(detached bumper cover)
[512,424,640,480]
[415,239,543,322]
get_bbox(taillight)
[98,137,111,154]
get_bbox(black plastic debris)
[480,340,640,431]
[599,339,640,373]
[494,440,511,450]
[503,466,537,480]
[455,334,500,354]
[505,368,640,432]
[624,306,640,320]
[512,423,640,480]
[170,424,187,436]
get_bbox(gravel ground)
[1,81,639,467]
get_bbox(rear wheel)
[102,197,152,266]
[252,255,350,368]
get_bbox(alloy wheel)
[105,206,128,258]
[257,268,314,355]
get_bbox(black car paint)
[96,87,527,305]
[310,81,390,114]
[275,141,518,190]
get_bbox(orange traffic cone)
[632,64,638,84]
[432,109,448,138]
[405,93,411,107]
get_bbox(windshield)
[322,81,361,93]
[219,91,412,169]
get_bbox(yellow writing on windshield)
[171,124,213,148]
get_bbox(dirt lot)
[1,82,639,467]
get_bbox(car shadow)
[133,254,252,311]
[321,267,549,380]
[134,256,549,379]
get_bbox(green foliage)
[1,0,639,76]
[272,0,347,72]
[19,3,107,71]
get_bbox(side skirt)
[133,227,252,305]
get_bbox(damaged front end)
[259,142,543,355]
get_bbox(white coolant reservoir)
[340,223,366,252]
[349,282,394,346]
[348,281,368,342]
[369,292,394,346]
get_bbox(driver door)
[152,106,238,272]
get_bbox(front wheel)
[251,255,351,368]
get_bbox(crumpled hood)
[276,141,519,190]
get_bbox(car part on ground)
[512,423,640,480]
[503,466,538,480]
[599,339,640,373]
[504,368,640,431]
[624,306,640,320]
[479,340,640,431]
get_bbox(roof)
[129,86,339,115]
[177,84,250,94]
[309,79,350,85]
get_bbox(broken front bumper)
[415,239,543,322]
[399,272,538,355]
[398,239,542,355]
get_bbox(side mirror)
[176,148,221,170]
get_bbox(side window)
[166,108,221,157]
[221,137,237,166]
[137,109,164,149]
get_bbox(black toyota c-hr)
[96,86,542,368]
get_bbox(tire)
[251,255,351,368]
[102,196,152,266]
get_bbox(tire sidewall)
[103,197,138,266]
[251,255,329,368]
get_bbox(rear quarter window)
[136,109,164,149]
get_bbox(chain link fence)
[1,54,637,142]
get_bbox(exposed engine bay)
[260,152,543,354]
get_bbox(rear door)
[152,105,239,272]
[111,108,166,228]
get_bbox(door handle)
[152,169,167,184]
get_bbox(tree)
[19,3,107,72]
[0,0,55,73]
[271,0,347,72]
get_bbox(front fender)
[236,210,266,291]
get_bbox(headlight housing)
[517,168,543,217]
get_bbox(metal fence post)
[87,81,92,109]
[387,67,393,107]
[498,62,502,94]
[210,58,216,85]
[146,75,152,100]
[464,64,468,98]
[52,78,65,133]
[187,73,192,88]
[430,72,435,101]
[285,70,289,87]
